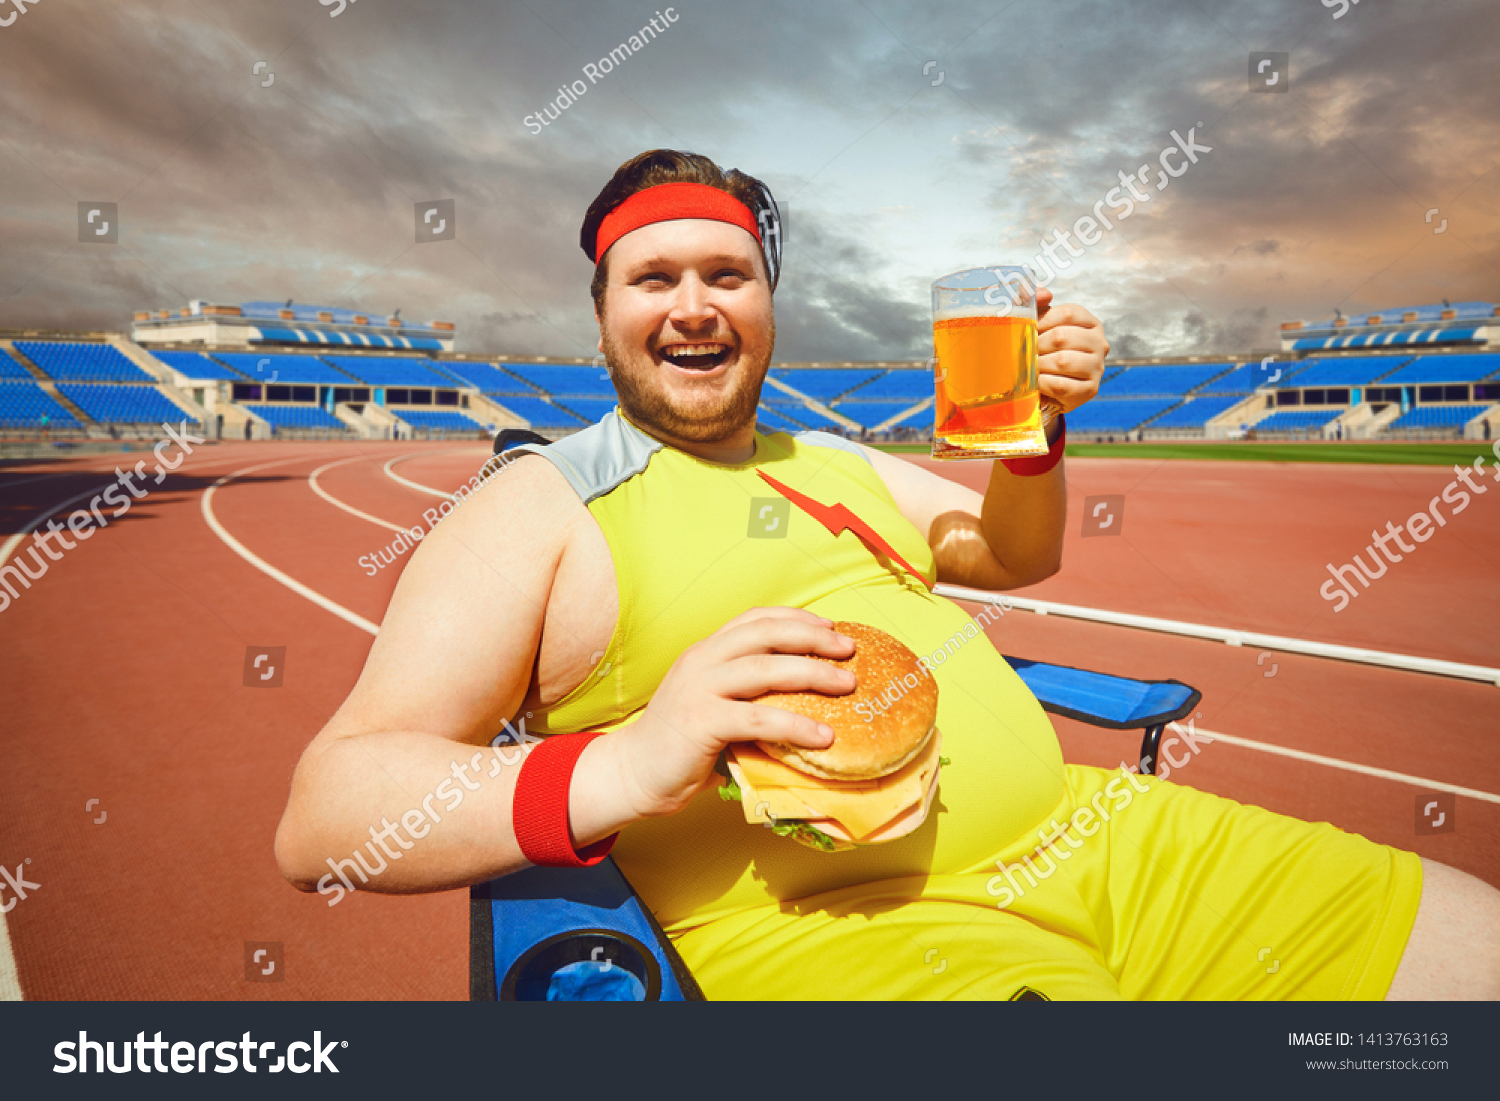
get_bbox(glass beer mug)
[930,265,1061,460]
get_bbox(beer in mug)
[930,266,1057,460]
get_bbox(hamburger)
[718,621,943,852]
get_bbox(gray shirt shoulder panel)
[506,409,662,505]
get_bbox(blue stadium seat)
[849,370,931,401]
[1099,364,1231,397]
[832,401,931,428]
[1252,409,1342,432]
[768,369,886,401]
[504,364,618,397]
[0,381,81,428]
[396,409,487,432]
[1386,404,1490,430]
[555,398,620,424]
[212,353,356,386]
[488,396,588,428]
[1197,362,1309,394]
[321,356,457,388]
[762,400,844,429]
[443,363,542,393]
[1147,395,1247,428]
[1286,357,1409,387]
[1375,355,1500,385]
[57,384,192,425]
[0,349,34,380]
[755,405,811,433]
[242,403,347,431]
[1067,398,1180,433]
[16,341,156,383]
[150,351,248,382]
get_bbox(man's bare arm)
[273,456,639,894]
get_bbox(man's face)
[596,218,774,445]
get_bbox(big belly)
[612,584,1066,932]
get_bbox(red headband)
[593,182,761,262]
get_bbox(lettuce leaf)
[718,778,743,802]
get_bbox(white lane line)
[1182,725,1500,806]
[309,456,409,533]
[0,483,114,567]
[201,457,379,636]
[937,583,1500,688]
[0,900,20,1000]
[383,449,487,498]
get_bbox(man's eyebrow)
[624,253,758,272]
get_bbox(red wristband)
[513,731,618,868]
[1001,413,1066,476]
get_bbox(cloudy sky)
[0,0,1495,361]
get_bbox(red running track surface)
[0,442,1493,1000]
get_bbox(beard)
[601,319,775,444]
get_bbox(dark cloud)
[0,0,1494,359]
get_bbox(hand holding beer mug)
[931,266,1063,460]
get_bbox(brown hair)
[580,149,782,312]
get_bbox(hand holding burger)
[720,621,942,852]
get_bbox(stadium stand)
[762,400,845,430]
[1147,395,1248,429]
[847,370,931,401]
[0,349,35,380]
[395,410,487,433]
[442,362,541,393]
[1197,361,1306,394]
[210,352,355,386]
[504,364,616,397]
[1386,404,1492,431]
[768,369,886,401]
[755,405,811,433]
[486,396,587,428]
[242,404,347,431]
[16,341,156,383]
[554,398,620,424]
[1067,398,1180,434]
[1252,409,1343,433]
[0,381,81,429]
[321,356,457,389]
[832,401,931,429]
[1098,364,1231,396]
[58,383,192,425]
[149,350,248,381]
[1284,356,1409,388]
[1374,355,1500,385]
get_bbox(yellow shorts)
[673,764,1423,1000]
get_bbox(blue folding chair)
[472,433,1203,1001]
[471,659,1200,1001]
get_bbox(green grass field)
[873,440,1493,465]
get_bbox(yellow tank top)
[511,408,1065,933]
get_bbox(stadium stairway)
[762,374,860,432]
[106,338,212,427]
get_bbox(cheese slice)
[727,730,943,841]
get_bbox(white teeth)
[661,343,727,357]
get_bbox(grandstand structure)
[2,298,1496,447]
[132,299,455,353]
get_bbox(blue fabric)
[1007,658,1196,726]
[546,960,647,1001]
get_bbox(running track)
[0,441,1494,1000]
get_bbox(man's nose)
[669,276,716,327]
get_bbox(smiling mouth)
[658,341,731,370]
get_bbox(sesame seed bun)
[753,621,938,781]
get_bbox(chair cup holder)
[500,929,662,1001]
